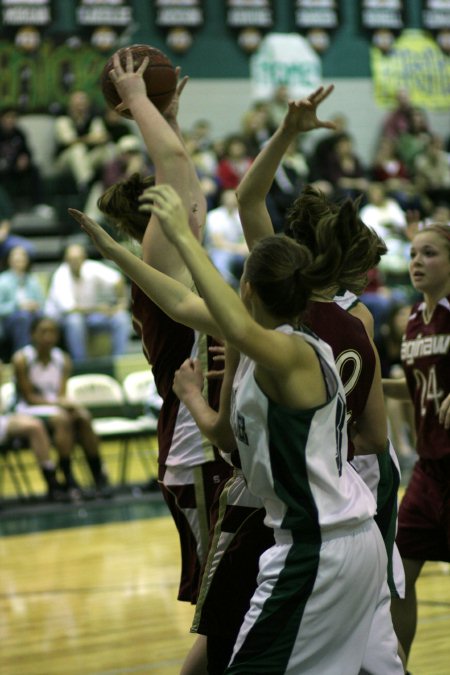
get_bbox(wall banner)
[250,32,321,100]
[371,29,450,109]
[293,0,340,53]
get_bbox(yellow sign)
[371,29,450,110]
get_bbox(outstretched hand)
[138,184,191,243]
[283,85,336,134]
[67,208,117,260]
[110,49,149,113]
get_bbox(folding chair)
[121,370,162,416]
[121,370,160,479]
[66,373,158,485]
[0,382,35,500]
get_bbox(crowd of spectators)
[0,86,449,369]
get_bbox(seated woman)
[1,359,66,501]
[11,316,111,499]
[0,245,44,358]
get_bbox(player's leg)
[391,558,424,663]
[360,574,405,674]
[6,413,65,499]
[180,635,207,675]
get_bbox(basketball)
[100,44,177,119]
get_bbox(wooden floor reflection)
[0,512,449,674]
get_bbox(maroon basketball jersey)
[131,283,223,466]
[305,301,376,459]
[401,297,450,460]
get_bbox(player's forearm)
[127,95,187,169]
[103,237,214,332]
[175,229,253,347]
[237,125,295,205]
[181,387,236,452]
[236,125,295,248]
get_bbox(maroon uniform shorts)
[159,459,232,603]
[396,456,450,562]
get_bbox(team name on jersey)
[401,333,450,365]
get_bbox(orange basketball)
[100,44,177,119]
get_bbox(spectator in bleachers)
[0,359,67,501]
[215,134,253,191]
[0,181,36,268]
[0,245,44,357]
[12,316,111,498]
[380,88,413,141]
[0,107,46,210]
[320,131,369,201]
[53,90,112,193]
[370,135,423,213]
[189,118,215,152]
[396,106,432,174]
[359,182,410,285]
[413,133,450,207]
[358,183,412,346]
[265,83,290,127]
[241,100,276,157]
[83,134,152,222]
[0,217,35,269]
[204,189,248,288]
[371,135,411,189]
[101,135,151,190]
[45,243,131,362]
[403,203,450,241]
[359,182,408,240]
[184,128,220,211]
[307,112,348,187]
[266,137,309,232]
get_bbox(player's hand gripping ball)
[100,44,177,119]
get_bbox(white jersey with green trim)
[231,324,376,536]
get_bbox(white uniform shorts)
[227,519,403,674]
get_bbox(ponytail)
[285,186,387,295]
[97,173,155,242]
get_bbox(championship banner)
[421,0,450,55]
[0,0,52,31]
[359,0,405,53]
[293,0,340,53]
[371,29,450,109]
[75,0,134,52]
[154,0,204,53]
[226,0,274,53]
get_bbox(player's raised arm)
[236,86,336,250]
[106,48,204,284]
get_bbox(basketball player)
[234,92,406,671]
[173,194,404,673]
[95,49,232,609]
[133,181,401,674]
[384,223,450,670]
